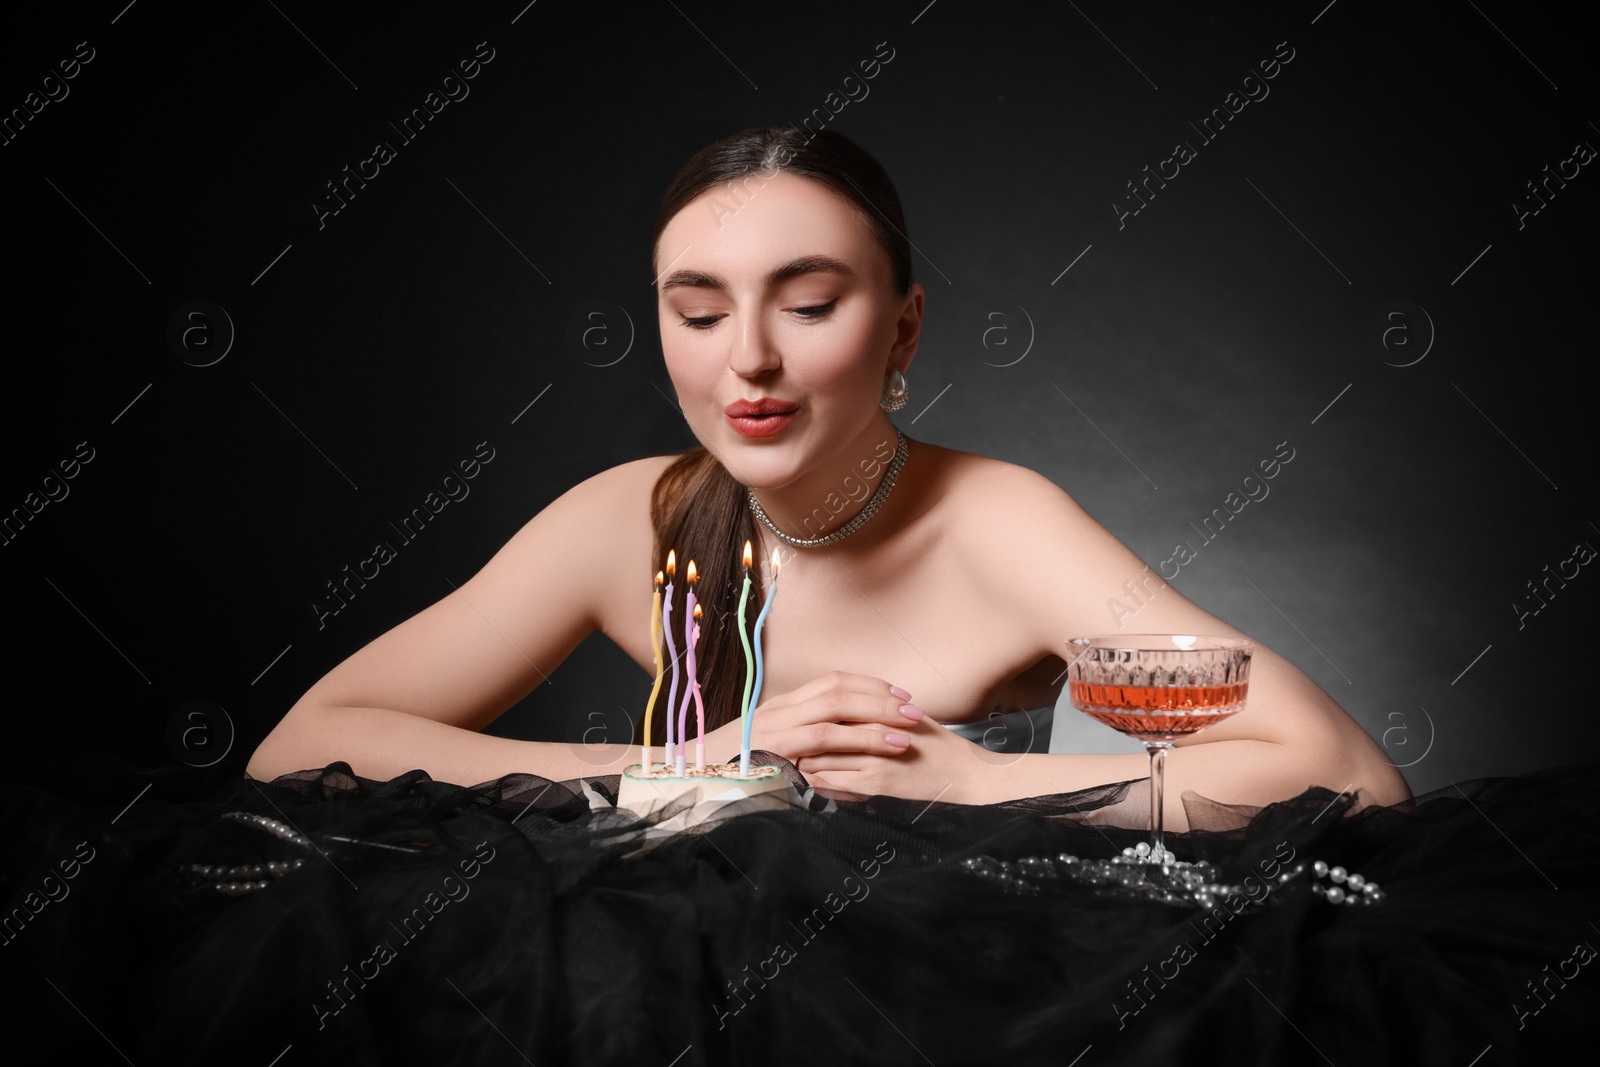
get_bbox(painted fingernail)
[885,732,912,748]
[899,704,925,721]
[890,686,912,701]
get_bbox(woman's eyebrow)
[658,254,856,294]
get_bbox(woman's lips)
[727,411,797,438]
[725,398,799,438]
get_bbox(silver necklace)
[746,429,909,548]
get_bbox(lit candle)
[675,561,699,777]
[639,570,664,773]
[737,541,755,777]
[746,547,781,749]
[662,550,679,770]
[690,604,706,772]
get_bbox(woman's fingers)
[795,754,862,773]
[763,721,913,760]
[738,671,929,762]
[759,670,922,729]
[793,758,877,799]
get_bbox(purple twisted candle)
[661,550,679,764]
[675,562,699,777]
[690,613,707,771]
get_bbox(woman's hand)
[709,670,925,765]
[794,710,988,803]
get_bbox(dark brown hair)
[637,126,913,749]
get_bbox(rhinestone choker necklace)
[746,430,909,549]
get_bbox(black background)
[3,1,1595,796]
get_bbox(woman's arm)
[245,457,671,786]
[982,462,1412,814]
[800,461,1411,822]
[802,725,1364,828]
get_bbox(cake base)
[617,762,790,826]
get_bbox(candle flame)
[770,547,781,577]
[665,549,676,577]
[686,559,698,583]
[742,540,753,569]
[654,570,663,588]
[693,603,703,618]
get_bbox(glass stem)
[1146,742,1171,860]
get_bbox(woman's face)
[655,170,921,491]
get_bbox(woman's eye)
[793,300,838,320]
[677,300,836,330]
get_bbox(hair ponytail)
[635,450,766,748]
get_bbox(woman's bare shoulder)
[510,452,684,648]
[548,452,684,523]
[913,442,1120,590]
[496,452,683,575]
[571,451,682,493]
[914,442,1083,518]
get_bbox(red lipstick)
[725,397,799,438]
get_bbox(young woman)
[247,127,1411,826]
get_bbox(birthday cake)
[628,540,788,829]
[617,761,791,825]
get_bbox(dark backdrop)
[3,1,1594,797]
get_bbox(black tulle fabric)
[3,741,1595,1064]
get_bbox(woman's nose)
[728,313,780,377]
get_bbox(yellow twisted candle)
[639,570,664,772]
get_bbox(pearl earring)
[880,367,908,412]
